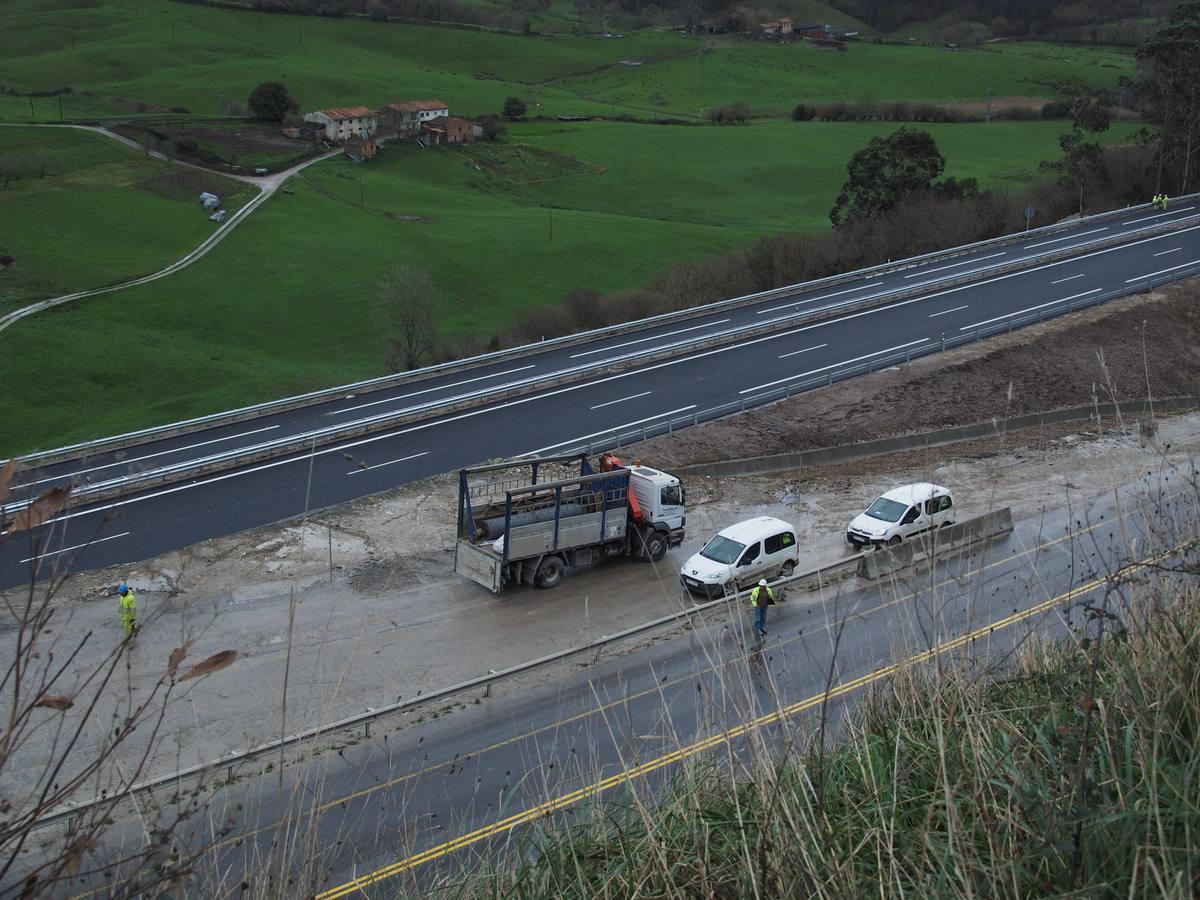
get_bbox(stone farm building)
[378,99,450,137]
[303,106,378,142]
[420,115,475,145]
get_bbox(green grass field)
[0,0,1134,124]
[0,118,1137,453]
[0,126,254,312]
[0,1,1146,454]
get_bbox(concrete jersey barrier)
[857,508,1014,580]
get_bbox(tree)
[375,265,442,371]
[1137,0,1200,193]
[0,154,29,189]
[247,81,298,123]
[829,127,946,227]
[502,96,527,119]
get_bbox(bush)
[248,80,298,123]
[791,103,813,121]
[1042,98,1073,119]
[502,96,527,119]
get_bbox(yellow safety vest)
[749,585,774,608]
[119,589,136,617]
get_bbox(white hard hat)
[758,579,768,586]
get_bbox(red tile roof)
[315,106,375,119]
[384,99,448,112]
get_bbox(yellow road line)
[315,545,1176,899]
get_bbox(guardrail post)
[364,721,371,739]
[484,669,496,698]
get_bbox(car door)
[926,494,951,529]
[734,540,764,587]
[899,504,925,539]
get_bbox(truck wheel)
[640,530,668,562]
[534,555,565,589]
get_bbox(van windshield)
[700,535,746,565]
[864,497,907,523]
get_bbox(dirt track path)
[0,123,340,334]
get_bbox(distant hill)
[828,0,1171,43]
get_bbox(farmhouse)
[302,106,378,142]
[420,115,474,145]
[759,17,793,36]
[378,99,450,136]
[346,134,379,161]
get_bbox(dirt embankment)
[632,278,1200,468]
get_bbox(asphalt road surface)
[4,202,1199,588]
[34,467,1198,897]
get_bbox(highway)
[3,201,1200,588]
[35,469,1197,896]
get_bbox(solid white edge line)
[331,366,536,415]
[521,406,697,457]
[570,321,730,358]
[1050,273,1086,285]
[755,283,871,315]
[778,343,828,359]
[927,305,969,319]
[903,251,1005,278]
[590,391,652,410]
[1153,247,1182,257]
[740,339,928,395]
[1123,206,1194,226]
[20,531,131,564]
[346,451,430,476]
[1124,258,1200,282]
[1023,227,1107,249]
[20,425,282,490]
[958,288,1100,331]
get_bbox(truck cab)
[627,463,686,554]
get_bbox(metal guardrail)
[36,547,875,831]
[564,261,1200,458]
[10,215,1200,512]
[15,194,1200,468]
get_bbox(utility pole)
[359,179,364,205]
[985,87,992,123]
[299,23,303,46]
[548,206,553,239]
[58,94,63,120]
[28,96,34,119]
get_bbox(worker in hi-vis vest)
[749,579,775,637]
[118,582,138,639]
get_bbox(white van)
[846,483,955,548]
[680,516,799,597]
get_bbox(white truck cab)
[847,483,955,548]
[680,516,798,597]
[628,464,686,541]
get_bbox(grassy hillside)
[0,118,1137,453]
[0,0,1134,124]
[0,126,254,312]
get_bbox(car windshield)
[699,535,746,565]
[864,497,907,523]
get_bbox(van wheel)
[640,530,668,562]
[888,535,902,546]
[534,555,565,589]
[779,560,795,578]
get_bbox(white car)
[680,516,798,598]
[846,483,955,548]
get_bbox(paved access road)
[3,202,1199,587]
[40,468,1197,896]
